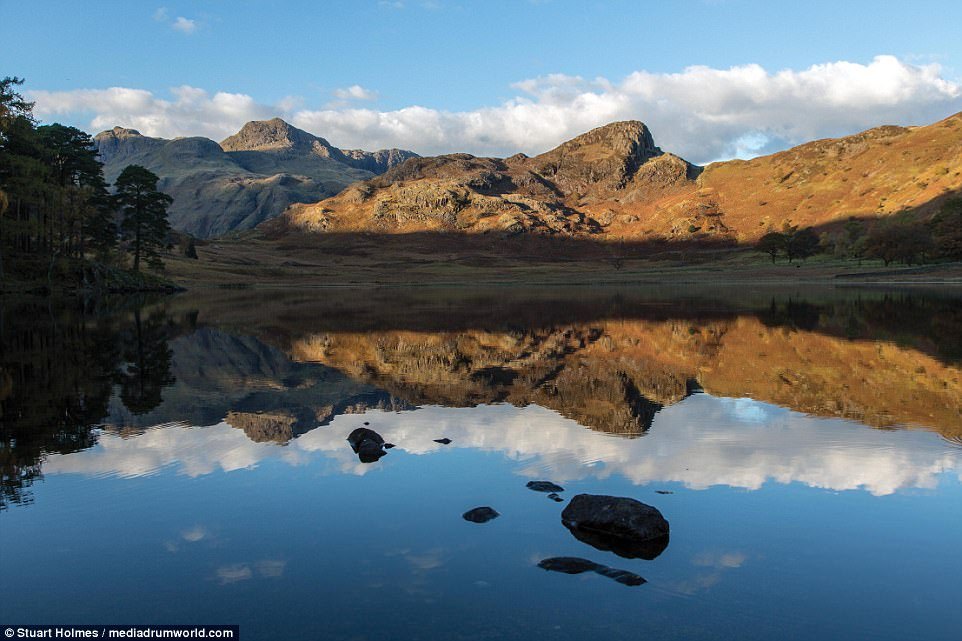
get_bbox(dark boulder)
[561,494,669,560]
[537,556,646,586]
[462,507,500,523]
[547,493,564,503]
[347,427,387,463]
[527,480,564,493]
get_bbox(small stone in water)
[527,481,564,493]
[463,507,500,523]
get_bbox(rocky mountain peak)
[220,118,332,153]
[555,121,659,157]
[530,120,664,193]
[94,126,145,141]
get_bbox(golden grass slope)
[276,112,962,243]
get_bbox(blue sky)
[4,0,962,162]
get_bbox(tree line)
[756,201,962,266]
[0,76,173,290]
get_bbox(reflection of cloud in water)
[665,550,749,596]
[692,551,746,569]
[44,395,962,496]
[215,560,286,584]
[181,525,209,542]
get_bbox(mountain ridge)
[274,111,962,242]
[93,119,418,237]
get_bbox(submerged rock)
[463,507,500,523]
[527,481,565,493]
[561,494,669,560]
[547,493,564,503]
[594,566,647,586]
[537,556,646,586]
[434,438,452,445]
[538,557,600,574]
[347,427,387,463]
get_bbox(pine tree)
[114,165,172,271]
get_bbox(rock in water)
[547,493,564,503]
[561,494,669,560]
[527,481,564,493]
[347,427,387,463]
[537,557,600,574]
[463,507,500,523]
[537,557,646,586]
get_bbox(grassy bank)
[164,233,962,289]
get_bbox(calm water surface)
[2,286,961,640]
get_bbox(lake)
[2,285,960,640]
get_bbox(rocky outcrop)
[342,147,419,174]
[277,119,705,239]
[528,121,662,194]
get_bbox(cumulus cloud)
[153,7,198,34]
[333,84,379,101]
[171,16,197,34]
[28,56,962,163]
[30,85,276,141]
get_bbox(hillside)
[274,112,962,242]
[94,119,417,238]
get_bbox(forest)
[0,76,178,293]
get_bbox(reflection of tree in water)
[117,308,176,415]
[799,294,962,364]
[0,300,176,508]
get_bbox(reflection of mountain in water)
[285,313,961,437]
[288,327,681,436]
[3,288,961,508]
[104,327,414,440]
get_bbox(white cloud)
[44,396,962,496]
[27,56,962,163]
[333,84,379,101]
[171,16,197,34]
[153,7,169,21]
[30,85,276,141]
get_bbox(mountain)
[94,120,417,238]
[274,112,962,242]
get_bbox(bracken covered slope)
[275,112,962,242]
